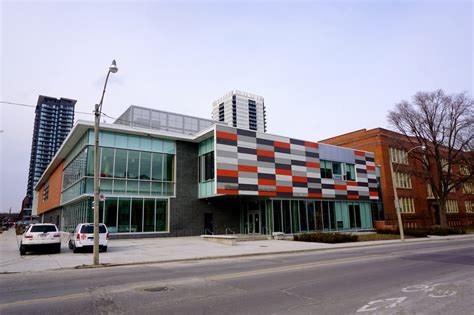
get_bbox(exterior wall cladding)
[214,125,379,201]
[169,141,240,237]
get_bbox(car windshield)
[30,225,57,233]
[80,225,106,233]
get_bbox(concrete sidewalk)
[1,229,473,274]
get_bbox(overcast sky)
[1,0,472,212]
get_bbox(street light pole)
[93,60,118,266]
[389,144,425,242]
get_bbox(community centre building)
[32,95,381,237]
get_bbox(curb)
[72,234,474,270]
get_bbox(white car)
[69,223,109,253]
[20,223,62,255]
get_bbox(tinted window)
[30,225,57,233]
[80,225,107,233]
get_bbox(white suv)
[69,223,109,253]
[20,223,62,255]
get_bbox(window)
[395,172,412,189]
[43,181,50,202]
[332,162,343,180]
[139,152,151,180]
[427,184,435,199]
[446,200,459,213]
[164,154,174,181]
[320,160,356,181]
[441,158,449,172]
[398,197,415,213]
[345,164,356,181]
[462,182,473,194]
[465,201,474,213]
[100,148,115,177]
[127,151,140,179]
[320,160,333,179]
[390,147,408,165]
[459,165,471,176]
[199,152,214,182]
[114,149,127,178]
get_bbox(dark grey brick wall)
[168,141,240,237]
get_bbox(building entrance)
[247,211,260,234]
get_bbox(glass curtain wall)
[244,199,373,235]
[64,197,168,234]
[62,130,176,204]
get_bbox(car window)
[30,225,57,233]
[80,225,107,233]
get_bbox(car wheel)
[20,244,26,256]
[72,244,79,253]
[68,240,73,249]
[102,246,107,253]
[56,243,61,254]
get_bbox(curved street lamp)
[93,60,118,265]
[389,144,426,242]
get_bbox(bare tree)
[388,89,473,227]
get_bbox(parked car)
[68,223,109,253]
[19,223,61,255]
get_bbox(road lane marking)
[357,297,407,312]
[209,255,382,281]
[0,292,89,309]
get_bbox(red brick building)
[321,128,474,228]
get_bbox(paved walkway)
[1,229,472,273]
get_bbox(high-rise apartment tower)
[23,95,76,212]
[212,90,266,132]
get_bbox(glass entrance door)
[248,211,260,234]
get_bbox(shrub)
[294,232,358,244]
[428,226,466,236]
[404,229,429,237]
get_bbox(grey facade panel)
[318,143,356,164]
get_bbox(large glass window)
[100,148,115,177]
[307,201,315,231]
[164,154,174,181]
[273,200,282,232]
[299,201,308,232]
[199,152,215,182]
[140,152,151,180]
[104,199,118,233]
[283,200,291,234]
[144,199,155,232]
[86,147,95,177]
[156,200,167,231]
[118,198,130,233]
[131,198,143,232]
[152,153,163,181]
[315,201,323,230]
[114,149,127,178]
[127,151,140,179]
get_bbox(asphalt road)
[0,239,473,314]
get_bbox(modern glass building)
[33,108,379,237]
[23,95,76,215]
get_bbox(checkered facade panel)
[215,125,379,200]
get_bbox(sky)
[0,0,472,212]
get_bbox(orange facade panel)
[37,161,64,215]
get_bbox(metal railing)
[225,228,235,235]
[204,228,214,235]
